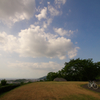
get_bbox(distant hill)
[39,76,47,80]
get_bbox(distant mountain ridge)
[39,76,47,80]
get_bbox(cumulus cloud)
[35,7,47,20]
[0,0,35,26]
[48,5,59,16]
[8,61,62,71]
[0,25,79,59]
[0,32,19,51]
[54,28,78,36]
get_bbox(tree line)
[46,58,100,81]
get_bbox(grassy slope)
[0,81,100,100]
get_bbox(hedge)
[0,84,20,94]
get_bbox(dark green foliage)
[0,84,20,95]
[63,58,96,81]
[40,80,43,82]
[46,72,58,81]
[20,82,24,85]
[46,58,100,81]
[1,79,7,86]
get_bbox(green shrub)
[1,79,7,86]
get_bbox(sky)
[0,0,100,79]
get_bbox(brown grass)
[0,81,100,100]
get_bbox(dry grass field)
[0,81,100,100]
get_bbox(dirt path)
[82,83,100,93]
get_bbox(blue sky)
[0,0,100,79]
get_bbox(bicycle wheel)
[88,83,91,88]
[93,84,98,89]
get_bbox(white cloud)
[47,18,52,25]
[48,5,59,16]
[0,25,79,59]
[39,2,42,4]
[55,0,66,8]
[54,28,78,36]
[0,32,19,51]
[43,22,47,28]
[47,2,50,4]
[43,18,52,28]
[68,47,80,59]
[34,21,40,25]
[55,0,66,5]
[8,61,62,71]
[0,0,35,26]
[35,7,47,20]
[53,28,78,36]
[35,6,41,12]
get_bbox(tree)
[46,72,58,81]
[63,58,99,81]
[94,61,100,80]
[46,58,100,81]
[1,79,7,86]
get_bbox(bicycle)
[88,81,98,89]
